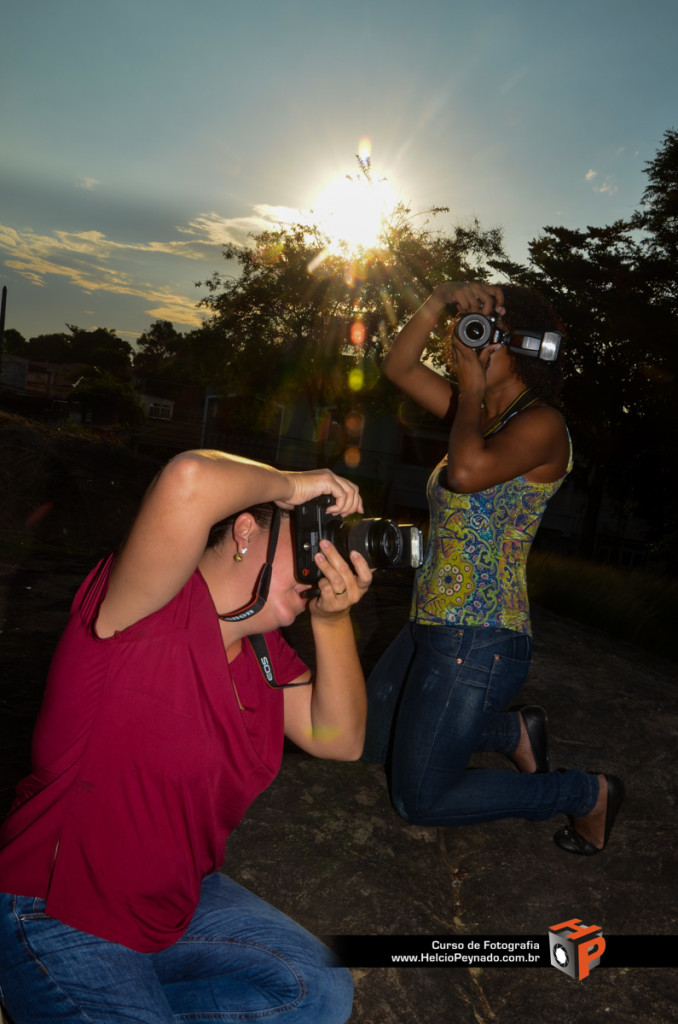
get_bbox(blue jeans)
[0,874,353,1024]
[363,622,598,826]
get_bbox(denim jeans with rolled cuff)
[362,621,598,826]
[0,873,353,1024]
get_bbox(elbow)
[341,728,366,762]
[154,451,213,508]
[381,351,399,383]
[315,723,366,762]
[444,462,476,494]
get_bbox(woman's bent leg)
[0,894,174,1024]
[153,873,353,1024]
[388,625,598,826]
[0,880,353,1024]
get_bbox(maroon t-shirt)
[0,554,307,951]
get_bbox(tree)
[1,328,27,355]
[196,207,509,435]
[72,372,145,428]
[25,332,72,362]
[133,320,185,383]
[636,127,678,278]
[493,137,678,563]
[66,326,134,378]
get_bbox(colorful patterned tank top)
[412,436,572,635]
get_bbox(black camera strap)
[248,633,311,690]
[482,388,538,438]
[217,507,282,623]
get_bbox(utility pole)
[0,286,6,361]
[0,286,6,384]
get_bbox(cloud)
[78,177,101,190]
[179,205,308,247]
[0,203,309,329]
[584,169,617,196]
[0,223,209,327]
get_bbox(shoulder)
[511,402,568,438]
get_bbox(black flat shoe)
[553,773,625,855]
[514,704,550,773]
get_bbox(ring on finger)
[334,588,347,596]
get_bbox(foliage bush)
[527,550,677,662]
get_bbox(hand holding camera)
[307,538,373,618]
[276,467,363,517]
[436,281,562,364]
[292,494,423,587]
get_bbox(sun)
[311,152,399,250]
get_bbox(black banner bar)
[326,935,677,969]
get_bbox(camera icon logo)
[548,919,605,980]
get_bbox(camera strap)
[217,507,282,623]
[482,388,538,438]
[248,632,312,690]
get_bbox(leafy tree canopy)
[196,205,509,422]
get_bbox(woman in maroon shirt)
[0,450,372,1024]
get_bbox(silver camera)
[454,311,561,363]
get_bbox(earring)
[233,546,248,563]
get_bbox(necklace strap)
[483,388,538,438]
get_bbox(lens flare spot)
[257,241,284,265]
[350,322,365,345]
[307,248,331,276]
[358,137,372,162]
[348,368,364,391]
[344,446,361,468]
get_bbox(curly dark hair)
[500,284,566,405]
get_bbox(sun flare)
[312,165,399,250]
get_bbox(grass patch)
[527,550,677,662]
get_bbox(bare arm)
[383,281,505,420]
[96,451,362,637]
[447,399,570,492]
[282,543,372,760]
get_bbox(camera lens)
[466,320,485,341]
[455,312,493,349]
[345,519,404,569]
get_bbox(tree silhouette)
[491,130,678,563]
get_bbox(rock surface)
[1,560,676,1023]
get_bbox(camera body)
[292,494,424,585]
[454,311,561,363]
[454,309,505,350]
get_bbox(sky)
[1,0,676,346]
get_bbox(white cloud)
[77,177,101,190]
[0,203,312,329]
[179,205,307,247]
[0,223,212,327]
[584,169,617,196]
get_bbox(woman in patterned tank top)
[362,280,624,857]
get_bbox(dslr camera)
[454,309,561,363]
[292,494,424,586]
